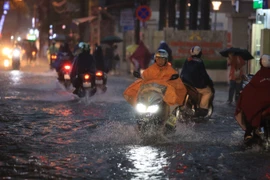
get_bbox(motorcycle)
[31,50,37,62]
[95,70,107,93]
[133,71,180,136]
[57,61,72,89]
[175,82,215,121]
[11,48,21,70]
[76,73,97,98]
[242,74,270,150]
[50,53,57,69]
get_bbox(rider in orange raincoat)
[123,49,187,126]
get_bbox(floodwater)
[0,60,270,180]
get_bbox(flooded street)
[0,60,270,179]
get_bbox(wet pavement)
[0,59,270,179]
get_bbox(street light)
[212,1,222,31]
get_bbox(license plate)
[83,82,91,88]
[64,74,70,80]
[95,80,103,85]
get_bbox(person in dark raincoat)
[70,42,96,95]
[93,43,107,72]
[180,46,214,117]
[235,54,270,145]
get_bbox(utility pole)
[134,0,140,44]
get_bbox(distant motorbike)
[133,71,180,136]
[175,82,215,121]
[50,53,57,69]
[242,74,270,149]
[77,72,97,98]
[11,48,21,70]
[31,50,37,62]
[95,70,107,93]
[57,60,72,89]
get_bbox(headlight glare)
[136,103,146,113]
[147,105,159,113]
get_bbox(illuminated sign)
[26,34,36,41]
[253,0,263,9]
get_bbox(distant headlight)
[13,50,20,57]
[3,59,10,67]
[136,103,159,113]
[2,47,11,55]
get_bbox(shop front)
[250,0,270,74]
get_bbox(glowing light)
[212,1,222,11]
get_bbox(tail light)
[32,51,36,55]
[96,71,103,77]
[84,74,90,80]
[64,65,71,70]
[51,55,57,59]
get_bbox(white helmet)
[155,49,168,59]
[190,46,202,56]
[78,42,90,51]
[261,54,270,68]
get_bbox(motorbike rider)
[235,54,270,145]
[93,43,107,73]
[180,46,214,117]
[53,42,74,72]
[123,49,187,129]
[47,40,59,63]
[70,42,96,95]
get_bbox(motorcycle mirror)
[169,74,179,80]
[133,71,141,78]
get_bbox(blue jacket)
[180,57,213,89]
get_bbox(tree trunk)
[178,0,187,30]
[168,0,176,28]
[199,0,210,30]
[189,0,198,30]
[158,0,167,30]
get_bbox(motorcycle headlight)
[136,103,147,113]
[13,50,20,57]
[147,105,159,113]
[136,103,159,113]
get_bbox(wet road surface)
[0,59,270,179]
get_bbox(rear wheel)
[205,103,214,118]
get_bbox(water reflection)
[125,146,168,179]
[9,70,22,85]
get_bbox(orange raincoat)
[123,63,187,107]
